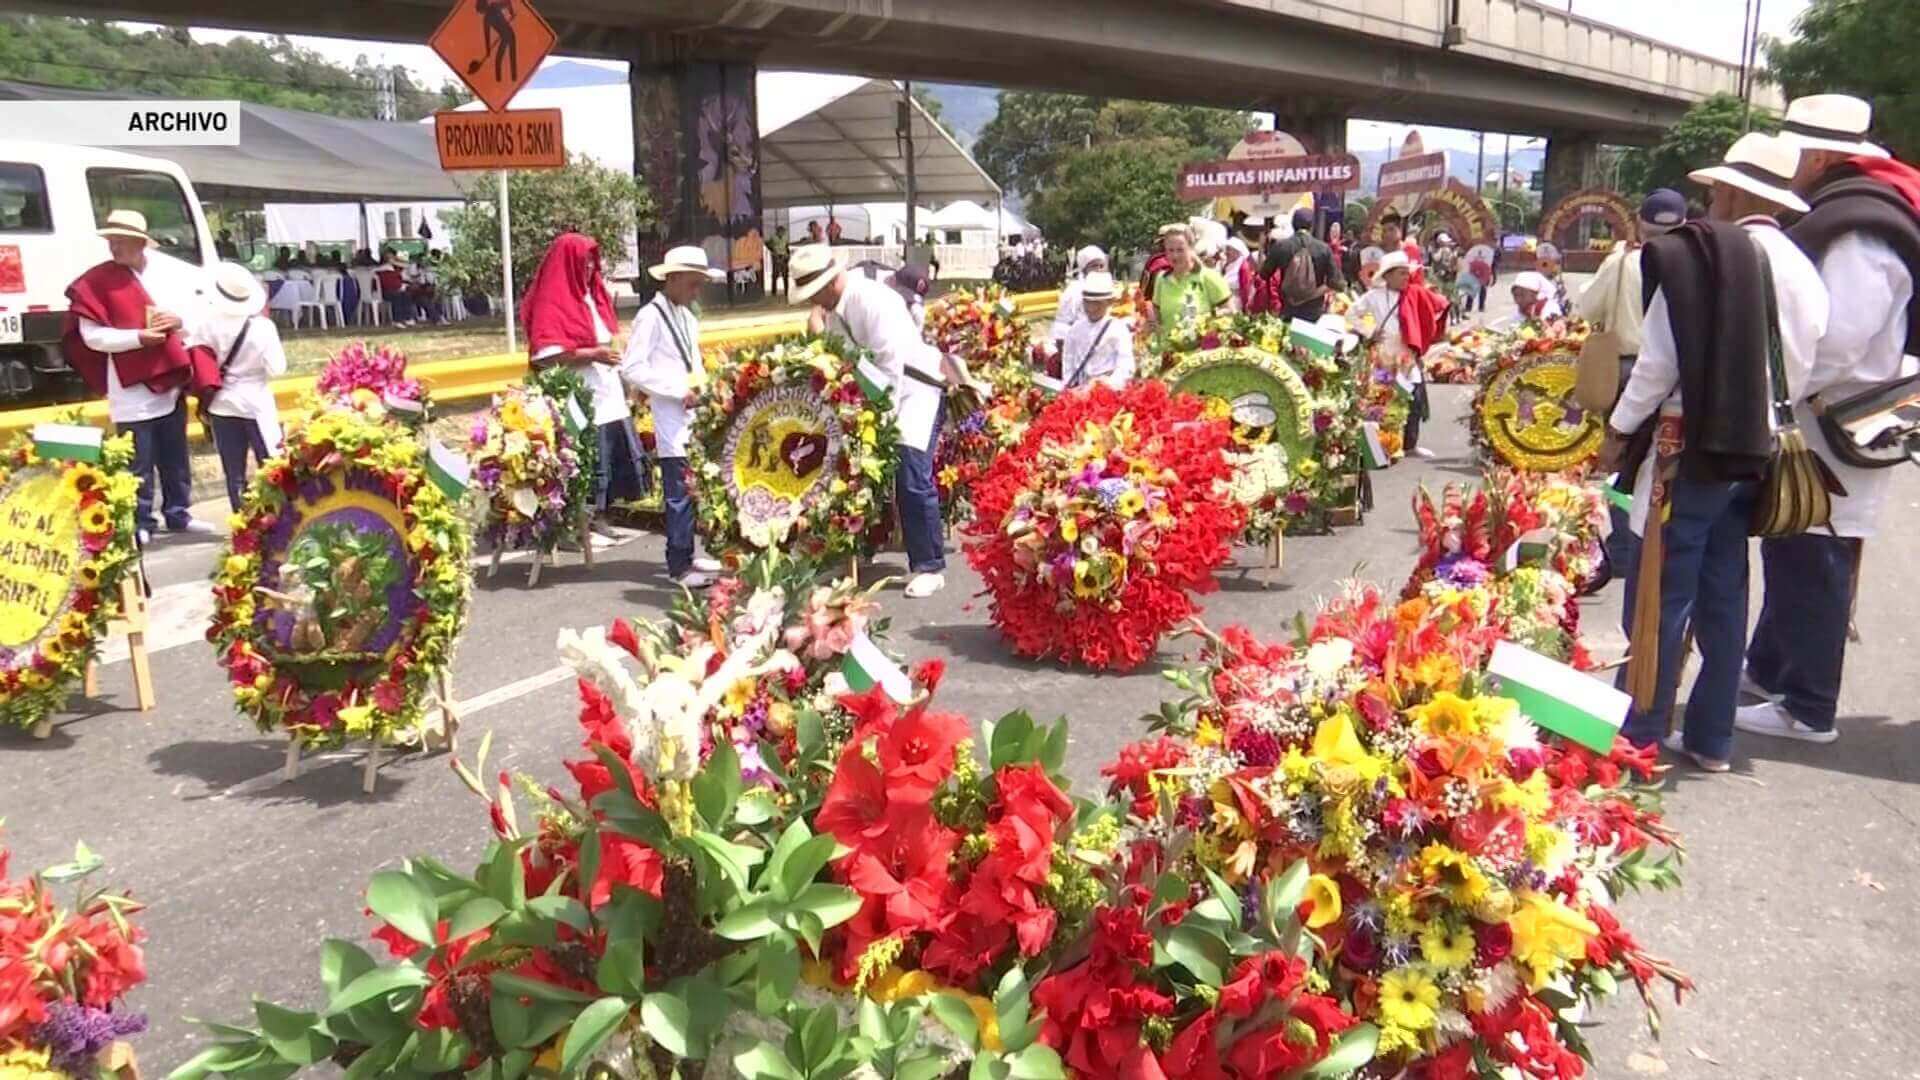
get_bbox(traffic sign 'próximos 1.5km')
[435,109,566,170]
[430,0,557,113]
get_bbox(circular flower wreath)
[209,409,472,748]
[0,433,139,731]
[690,335,900,560]
[467,385,582,552]
[1163,345,1317,546]
[1469,321,1603,472]
[964,380,1243,671]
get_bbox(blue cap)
[1639,188,1688,231]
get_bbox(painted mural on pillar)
[1363,178,1498,250]
[630,66,684,281]
[1537,188,1638,272]
[685,62,765,291]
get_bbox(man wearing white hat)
[1509,270,1562,321]
[619,245,728,589]
[61,208,214,543]
[197,262,286,510]
[1600,132,1830,772]
[791,243,950,598]
[1060,272,1134,391]
[1050,245,1108,349]
[1740,95,1919,747]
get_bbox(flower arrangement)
[526,365,603,527]
[1162,344,1318,547]
[1469,320,1603,473]
[311,341,430,425]
[468,386,582,553]
[0,839,147,1080]
[1358,355,1413,464]
[690,335,901,559]
[925,284,1035,399]
[965,381,1243,670]
[1423,325,1504,384]
[208,409,472,748]
[0,434,139,732]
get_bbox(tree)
[1616,93,1777,198]
[973,91,1251,199]
[442,155,654,300]
[1024,138,1200,264]
[1483,187,1541,234]
[1766,0,1920,161]
[0,15,469,121]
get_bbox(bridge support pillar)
[627,53,765,304]
[1274,110,1350,232]
[1542,133,1601,212]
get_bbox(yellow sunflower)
[80,502,113,534]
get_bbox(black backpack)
[1280,238,1320,307]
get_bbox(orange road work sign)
[430,0,557,112]
[434,109,566,170]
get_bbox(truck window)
[0,163,52,233]
[87,168,202,264]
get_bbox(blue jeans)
[895,412,946,575]
[1745,533,1859,731]
[383,289,417,322]
[595,419,650,510]
[207,413,269,511]
[123,398,193,534]
[659,456,695,577]
[1607,501,1639,611]
[1619,478,1756,761]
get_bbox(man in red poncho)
[1355,249,1447,457]
[62,209,215,543]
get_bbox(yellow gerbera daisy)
[1377,967,1441,1031]
[1420,922,1477,970]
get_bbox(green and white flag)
[1289,318,1341,359]
[1602,476,1633,512]
[841,629,913,704]
[853,358,891,404]
[1487,640,1630,753]
[426,439,471,500]
[32,423,103,463]
[563,395,589,434]
[1501,527,1556,572]
[1361,422,1391,470]
[1031,372,1065,396]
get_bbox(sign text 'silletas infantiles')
[434,109,566,171]
[1176,154,1362,200]
[1376,151,1450,200]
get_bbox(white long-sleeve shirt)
[1062,314,1134,389]
[1049,277,1087,344]
[1796,232,1916,538]
[1353,285,1424,384]
[533,296,628,426]
[202,313,287,453]
[1575,244,1646,355]
[825,276,944,452]
[76,250,207,424]
[618,295,704,457]
[1610,220,1830,533]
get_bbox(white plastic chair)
[314,273,347,328]
[350,269,386,327]
[445,291,468,322]
[294,278,327,330]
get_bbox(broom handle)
[1625,460,1674,712]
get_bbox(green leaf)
[328,964,430,1012]
[597,938,647,998]
[1006,1044,1067,1080]
[488,991,533,1052]
[715,899,781,942]
[366,870,440,946]
[319,940,376,998]
[693,740,744,830]
[591,742,639,800]
[1163,923,1229,987]
[40,841,102,883]
[1302,1022,1379,1078]
[897,1057,952,1080]
[1152,873,1189,910]
[778,835,838,903]
[523,894,590,932]
[592,790,675,851]
[755,932,801,1015]
[926,993,979,1048]
[683,831,765,893]
[254,1001,333,1066]
[765,819,812,899]
[641,992,692,1058]
[735,788,779,827]
[484,839,528,912]
[1202,867,1241,923]
[492,971,596,1004]
[1040,720,1070,775]
[560,996,632,1075]
[988,710,1035,770]
[797,708,825,758]
[732,1040,804,1080]
[1264,859,1310,931]
[791,909,828,959]
[449,896,509,941]
[408,1027,471,1073]
[791,884,863,930]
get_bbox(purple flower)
[1095,477,1131,510]
[35,1002,147,1074]
[1436,554,1492,587]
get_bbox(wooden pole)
[362,740,381,794]
[436,669,461,754]
[283,735,301,782]
[527,546,543,587]
[121,574,155,712]
[580,512,595,569]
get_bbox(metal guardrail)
[0,290,1064,440]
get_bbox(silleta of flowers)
[1423,326,1503,385]
[965,381,1243,671]
[691,335,901,559]
[207,409,472,748]
[1358,358,1413,464]
[1469,320,1603,473]
[526,365,603,529]
[0,839,148,1080]
[1162,344,1317,546]
[312,341,431,425]
[926,284,1034,399]
[0,435,139,731]
[468,386,582,553]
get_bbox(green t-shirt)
[1152,267,1233,345]
[768,233,790,258]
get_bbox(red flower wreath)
[963,381,1243,671]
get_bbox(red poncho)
[1397,280,1449,356]
[522,233,618,358]
[60,260,194,398]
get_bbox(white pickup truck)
[0,139,217,403]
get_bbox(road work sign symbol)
[430,0,557,112]
[434,109,566,170]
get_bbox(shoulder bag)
[1749,244,1845,538]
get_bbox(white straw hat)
[648,244,725,282]
[1779,94,1889,158]
[1512,270,1550,295]
[209,261,265,319]
[1080,271,1119,301]
[97,209,151,243]
[1688,132,1811,214]
[1375,250,1412,276]
[788,243,842,302]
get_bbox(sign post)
[499,170,515,352]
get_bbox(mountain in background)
[1349,144,1544,195]
[526,60,625,89]
[918,83,999,148]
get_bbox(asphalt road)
[4,386,1916,1079]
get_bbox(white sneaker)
[673,569,717,590]
[1738,670,1783,704]
[692,556,724,574]
[904,572,946,599]
[1662,732,1731,773]
[168,518,219,536]
[1412,446,1437,459]
[1734,701,1838,744]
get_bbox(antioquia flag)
[32,422,104,463]
[427,438,472,500]
[841,629,913,704]
[1361,422,1391,470]
[1486,640,1630,753]
[1289,318,1342,359]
